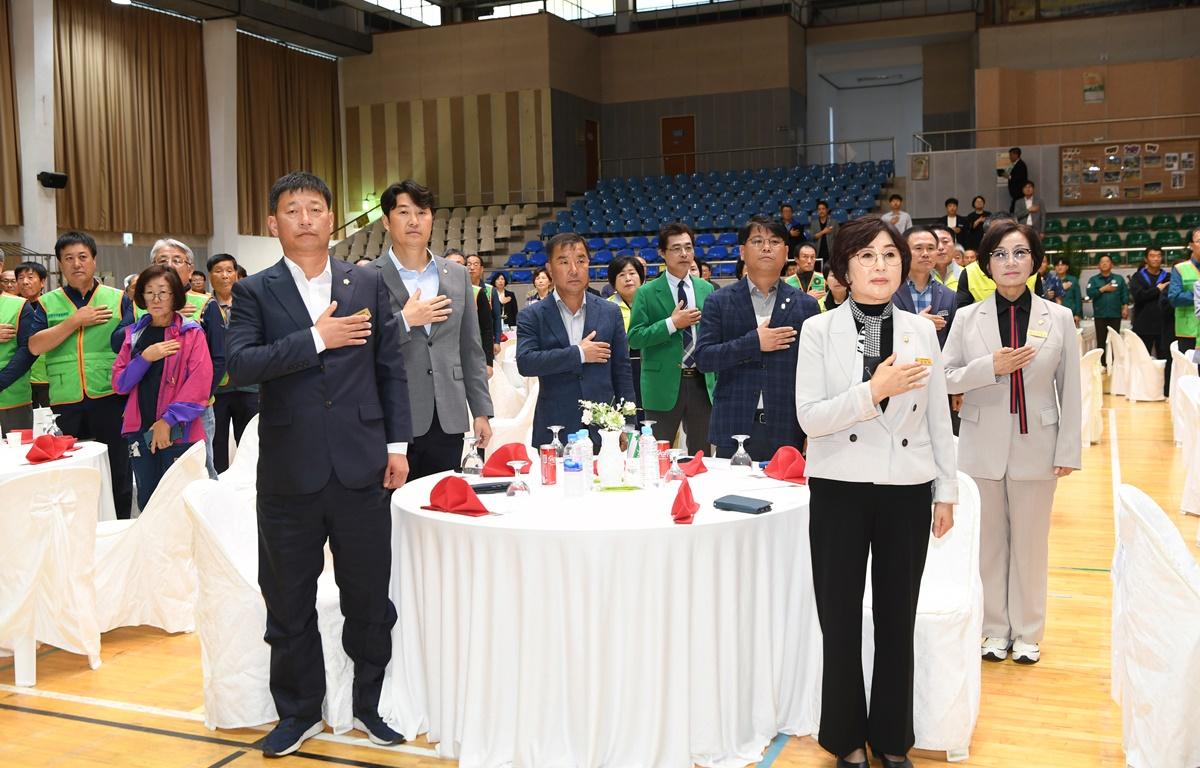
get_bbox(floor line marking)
[206,749,247,768]
[757,733,788,768]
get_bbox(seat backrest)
[220,414,260,493]
[1107,328,1127,366]
[920,471,982,589]
[183,479,259,590]
[1120,328,1154,364]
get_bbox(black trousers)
[31,383,50,409]
[645,371,711,455]
[711,409,796,462]
[809,477,932,758]
[258,475,397,722]
[212,390,259,473]
[406,406,465,480]
[54,396,133,520]
[1177,336,1196,353]
[1094,317,1122,363]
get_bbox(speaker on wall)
[37,171,68,189]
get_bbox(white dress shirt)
[748,278,777,408]
[1023,197,1035,226]
[553,290,588,363]
[664,270,698,362]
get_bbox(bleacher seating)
[1040,209,1199,266]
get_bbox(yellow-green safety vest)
[39,284,123,405]
[1174,260,1198,339]
[134,290,210,321]
[962,261,1036,303]
[785,272,827,294]
[0,294,32,409]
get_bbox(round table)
[382,461,822,768]
[0,440,116,521]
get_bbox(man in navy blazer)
[893,225,958,348]
[516,232,634,449]
[696,215,818,460]
[226,173,412,757]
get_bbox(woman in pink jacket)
[112,264,212,508]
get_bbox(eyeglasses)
[746,238,786,250]
[143,291,172,302]
[989,248,1033,264]
[853,250,902,267]
[666,244,695,255]
[154,256,191,267]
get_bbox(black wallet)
[713,495,772,514]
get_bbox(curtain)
[0,0,21,226]
[237,35,340,237]
[54,0,211,235]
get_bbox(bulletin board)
[1058,137,1200,206]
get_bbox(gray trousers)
[0,404,33,432]
[974,475,1058,644]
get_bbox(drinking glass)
[506,460,530,496]
[730,435,752,468]
[460,437,484,474]
[547,425,566,457]
[664,449,686,483]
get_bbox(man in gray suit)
[371,180,493,479]
[1012,180,1044,235]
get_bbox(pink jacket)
[112,313,213,443]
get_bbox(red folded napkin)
[764,445,807,484]
[26,435,79,464]
[11,428,33,445]
[421,476,490,517]
[680,450,707,477]
[672,477,699,524]
[482,442,532,477]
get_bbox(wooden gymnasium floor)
[1,394,1193,768]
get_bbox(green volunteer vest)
[1175,260,1198,338]
[785,272,826,294]
[30,355,48,385]
[39,284,123,405]
[0,294,32,409]
[963,261,1036,302]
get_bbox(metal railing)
[913,113,1200,153]
[599,136,896,180]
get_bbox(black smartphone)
[470,481,512,494]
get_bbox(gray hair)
[123,273,138,288]
[149,238,194,265]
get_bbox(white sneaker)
[981,637,1009,662]
[1011,640,1040,664]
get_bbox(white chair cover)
[218,414,259,494]
[1169,341,1198,445]
[94,441,207,634]
[1079,348,1105,446]
[183,478,355,732]
[1113,484,1200,768]
[1105,329,1128,396]
[0,467,103,685]
[488,361,528,420]
[1178,377,1200,516]
[1120,329,1166,402]
[486,378,539,457]
[862,472,983,761]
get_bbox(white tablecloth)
[382,461,822,768]
[0,440,115,521]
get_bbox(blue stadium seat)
[589,267,604,281]
[646,265,660,277]
[714,214,732,230]
[629,236,651,249]
[831,208,850,223]
[586,238,606,251]
[607,236,627,250]
[696,215,715,231]
[527,252,547,267]
[716,262,737,277]
[695,233,717,248]
[641,247,660,263]
[717,232,738,247]
[504,253,528,268]
[511,269,533,283]
[707,245,729,260]
[540,221,558,238]
[592,249,612,265]
[525,240,545,252]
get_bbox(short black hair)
[55,231,97,260]
[381,179,435,216]
[465,253,484,266]
[816,200,829,210]
[737,214,788,246]
[944,197,959,207]
[889,194,903,202]
[1055,256,1072,267]
[15,261,47,280]
[657,222,694,252]
[977,220,1045,280]
[133,264,187,312]
[929,223,955,242]
[904,225,939,246]
[191,270,206,278]
[489,270,508,286]
[236,266,247,279]
[532,266,550,282]
[971,195,986,208]
[443,248,465,260]
[1023,180,1036,190]
[1009,147,1022,157]
[780,203,793,212]
[207,253,237,272]
[546,232,589,261]
[269,171,332,214]
[827,215,911,287]
[607,254,645,287]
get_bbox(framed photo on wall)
[910,155,929,181]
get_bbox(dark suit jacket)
[516,292,635,448]
[935,215,964,243]
[892,278,958,348]
[226,258,412,495]
[695,278,819,456]
[1007,158,1028,201]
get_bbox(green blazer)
[627,273,716,411]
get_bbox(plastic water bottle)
[563,433,585,497]
[575,430,594,491]
[639,426,659,488]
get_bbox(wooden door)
[661,115,695,176]
[584,119,599,190]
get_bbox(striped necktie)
[1009,305,1028,435]
[677,279,695,369]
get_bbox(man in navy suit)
[696,215,819,461]
[516,232,634,449]
[892,225,958,348]
[226,172,412,757]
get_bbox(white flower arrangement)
[579,398,638,432]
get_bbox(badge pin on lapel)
[343,278,351,285]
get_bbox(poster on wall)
[1083,72,1105,103]
[1183,153,1196,171]
[1102,185,1119,199]
[1060,137,1198,205]
[910,155,929,181]
[1144,182,1163,195]
[1165,153,1180,170]
[1171,173,1186,190]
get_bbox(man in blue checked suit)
[892,225,958,348]
[516,232,635,449]
[696,215,819,461]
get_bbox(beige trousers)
[974,475,1059,644]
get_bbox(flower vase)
[597,430,625,488]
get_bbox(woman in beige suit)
[795,216,957,768]
[943,219,1081,665]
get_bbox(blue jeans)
[201,405,217,479]
[129,432,191,511]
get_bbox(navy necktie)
[677,279,695,369]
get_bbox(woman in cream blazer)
[942,219,1081,666]
[795,216,957,768]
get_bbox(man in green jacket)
[628,222,715,454]
[1086,253,1130,361]
[1050,256,1083,325]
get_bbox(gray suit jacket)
[1013,196,1045,235]
[943,294,1081,481]
[370,252,493,437]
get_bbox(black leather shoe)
[262,716,323,758]
[878,756,913,768]
[352,711,405,746]
[836,758,869,768]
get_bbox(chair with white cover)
[183,479,355,732]
[93,441,207,634]
[1079,348,1104,446]
[488,361,529,420]
[1112,484,1200,768]
[1120,329,1166,402]
[1105,330,1128,396]
[1178,376,1200,516]
[486,378,539,456]
[862,472,983,762]
[219,414,259,494]
[1169,341,1198,445]
[0,467,103,686]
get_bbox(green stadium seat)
[1180,212,1200,229]
[1066,234,1093,249]
[1093,216,1118,233]
[1095,232,1122,249]
[1122,216,1148,231]
[1043,219,1064,234]
[1150,214,1177,230]
[1126,231,1152,248]
[1155,230,1183,248]
[1114,250,1139,266]
[1066,218,1090,233]
[1042,235,1064,251]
